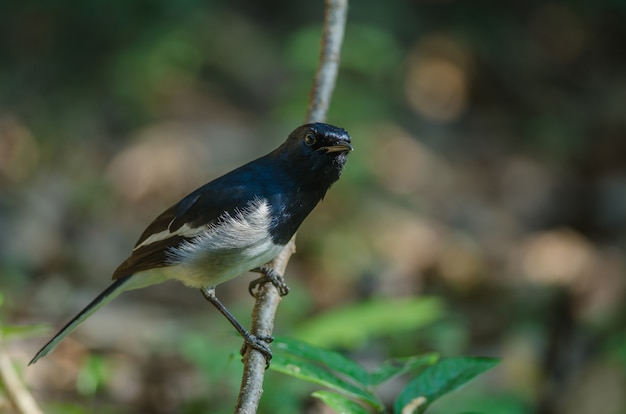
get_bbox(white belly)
[161,198,285,288]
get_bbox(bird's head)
[281,123,352,186]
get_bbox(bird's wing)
[111,179,254,280]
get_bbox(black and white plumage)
[30,123,352,365]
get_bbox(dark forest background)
[1,1,625,413]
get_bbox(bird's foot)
[249,266,290,297]
[240,332,273,368]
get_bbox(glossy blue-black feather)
[113,123,351,280]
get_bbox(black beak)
[319,142,353,154]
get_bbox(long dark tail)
[29,276,133,365]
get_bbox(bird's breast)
[164,198,284,288]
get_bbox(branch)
[234,0,348,412]
[0,334,44,414]
[306,0,349,125]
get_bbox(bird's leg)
[200,287,273,366]
[249,266,290,297]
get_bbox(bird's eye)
[304,133,316,146]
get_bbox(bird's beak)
[320,142,353,153]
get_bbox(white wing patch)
[134,222,205,250]
[158,198,283,288]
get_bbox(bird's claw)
[240,332,273,368]
[249,266,290,297]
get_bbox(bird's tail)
[29,275,137,365]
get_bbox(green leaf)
[394,357,499,414]
[369,353,439,386]
[456,412,490,414]
[46,402,91,414]
[312,391,372,414]
[271,354,383,410]
[293,297,444,348]
[274,337,371,385]
[76,355,109,396]
[1,324,50,339]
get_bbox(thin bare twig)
[0,335,44,414]
[306,0,349,125]
[234,0,348,412]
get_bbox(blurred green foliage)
[293,297,444,348]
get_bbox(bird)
[29,122,352,365]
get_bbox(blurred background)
[1,0,625,413]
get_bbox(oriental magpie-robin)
[30,123,352,365]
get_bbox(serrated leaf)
[271,354,383,410]
[369,353,439,385]
[293,297,444,348]
[274,337,371,385]
[312,391,372,414]
[394,357,499,414]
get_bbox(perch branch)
[234,0,348,412]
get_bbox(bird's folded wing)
[112,181,255,279]
[112,235,190,279]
